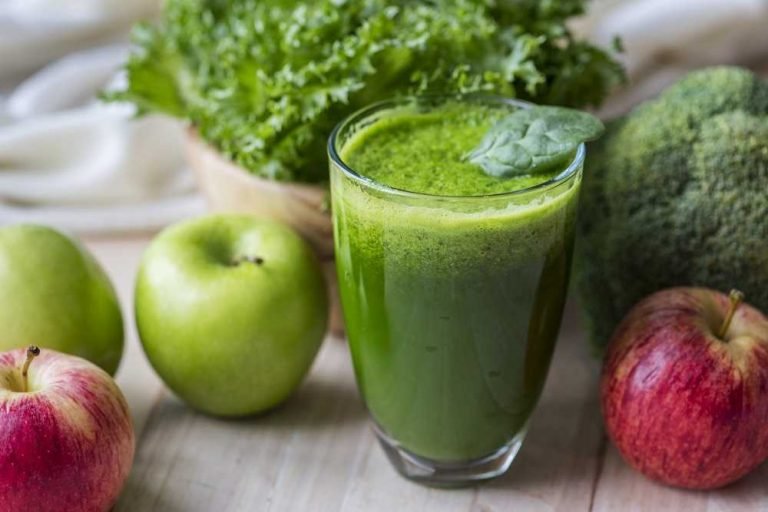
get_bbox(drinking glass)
[328,95,584,486]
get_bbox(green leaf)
[107,0,623,183]
[466,106,604,177]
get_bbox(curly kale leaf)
[110,0,624,182]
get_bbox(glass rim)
[327,94,586,201]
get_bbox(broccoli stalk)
[576,67,768,351]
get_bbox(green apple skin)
[0,225,124,375]
[135,214,329,417]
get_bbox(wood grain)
[84,236,165,437]
[86,237,768,511]
[86,236,768,512]
[592,445,768,512]
[116,305,605,512]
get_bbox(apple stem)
[21,345,40,393]
[231,256,264,267]
[718,289,745,340]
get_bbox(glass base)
[373,424,526,487]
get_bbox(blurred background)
[1,0,767,235]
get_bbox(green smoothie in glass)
[328,96,589,485]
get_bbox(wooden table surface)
[85,236,768,512]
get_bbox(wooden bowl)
[185,130,343,336]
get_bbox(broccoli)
[576,66,768,351]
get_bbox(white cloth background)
[0,1,204,234]
[0,0,766,234]
[576,0,768,117]
[0,0,159,79]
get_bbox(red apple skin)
[0,348,135,511]
[601,287,768,490]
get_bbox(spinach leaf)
[109,0,623,183]
[467,106,604,178]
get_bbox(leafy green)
[110,0,624,183]
[467,106,603,177]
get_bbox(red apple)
[0,346,135,511]
[601,287,768,490]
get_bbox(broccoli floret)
[576,67,768,350]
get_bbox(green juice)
[331,99,581,463]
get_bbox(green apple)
[0,224,124,374]
[135,214,328,417]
